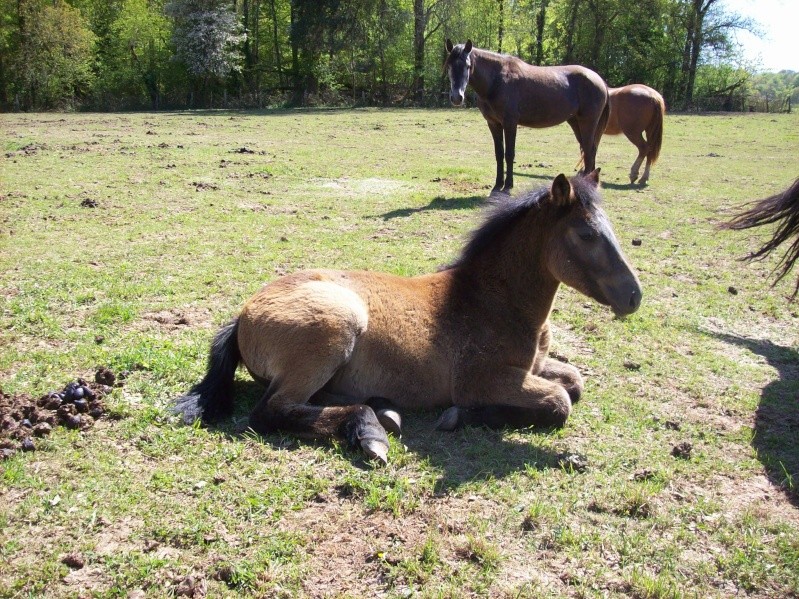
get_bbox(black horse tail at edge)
[173,318,241,424]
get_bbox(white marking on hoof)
[376,409,402,437]
[362,439,389,465]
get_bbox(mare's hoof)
[435,406,461,431]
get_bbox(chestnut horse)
[175,171,642,463]
[605,85,665,185]
[444,39,609,193]
[721,177,799,299]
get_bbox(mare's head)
[444,39,473,106]
[545,170,642,316]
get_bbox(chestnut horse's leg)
[487,121,505,192]
[623,130,648,184]
[502,121,517,192]
[538,359,583,403]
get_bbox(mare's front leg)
[487,121,505,192]
[502,121,517,192]
[437,365,571,431]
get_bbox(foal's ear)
[445,38,454,53]
[464,39,473,54]
[551,174,573,207]
[585,168,601,187]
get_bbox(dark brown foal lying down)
[175,171,642,463]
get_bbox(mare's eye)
[578,231,596,242]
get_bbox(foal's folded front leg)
[437,365,572,431]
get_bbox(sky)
[723,0,799,72]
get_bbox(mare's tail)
[647,93,666,166]
[594,91,611,153]
[173,318,241,423]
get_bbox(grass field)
[1,107,798,598]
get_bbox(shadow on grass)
[712,332,799,505]
[200,379,565,490]
[600,181,646,191]
[377,195,484,220]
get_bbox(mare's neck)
[468,49,504,98]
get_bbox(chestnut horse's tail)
[173,318,241,423]
[646,93,666,166]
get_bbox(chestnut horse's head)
[444,39,473,106]
[545,170,642,316]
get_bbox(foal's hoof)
[435,406,462,431]
[366,397,402,437]
[361,438,389,464]
[342,405,390,465]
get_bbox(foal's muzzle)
[450,91,464,106]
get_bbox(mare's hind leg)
[567,115,600,173]
[624,130,648,184]
[438,366,571,431]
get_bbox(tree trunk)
[497,0,504,53]
[412,0,426,103]
[534,0,548,65]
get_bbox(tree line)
[0,0,796,112]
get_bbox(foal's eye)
[578,231,597,242]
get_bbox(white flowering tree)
[165,0,245,106]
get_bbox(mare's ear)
[585,168,601,187]
[464,39,473,54]
[445,38,454,53]
[551,174,573,207]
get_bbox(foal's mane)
[449,176,599,269]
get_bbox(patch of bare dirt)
[141,307,214,331]
[0,368,122,459]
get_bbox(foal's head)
[444,39,473,106]
[545,170,642,316]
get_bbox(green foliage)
[0,0,790,111]
[9,0,96,109]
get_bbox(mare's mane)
[449,175,600,269]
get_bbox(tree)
[166,0,245,106]
[11,0,96,109]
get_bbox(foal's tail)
[647,93,666,166]
[173,318,241,423]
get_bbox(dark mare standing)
[721,177,799,299]
[175,171,642,464]
[445,39,609,193]
[603,85,665,185]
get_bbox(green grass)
[1,108,798,597]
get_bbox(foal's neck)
[460,225,560,327]
[468,49,505,98]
